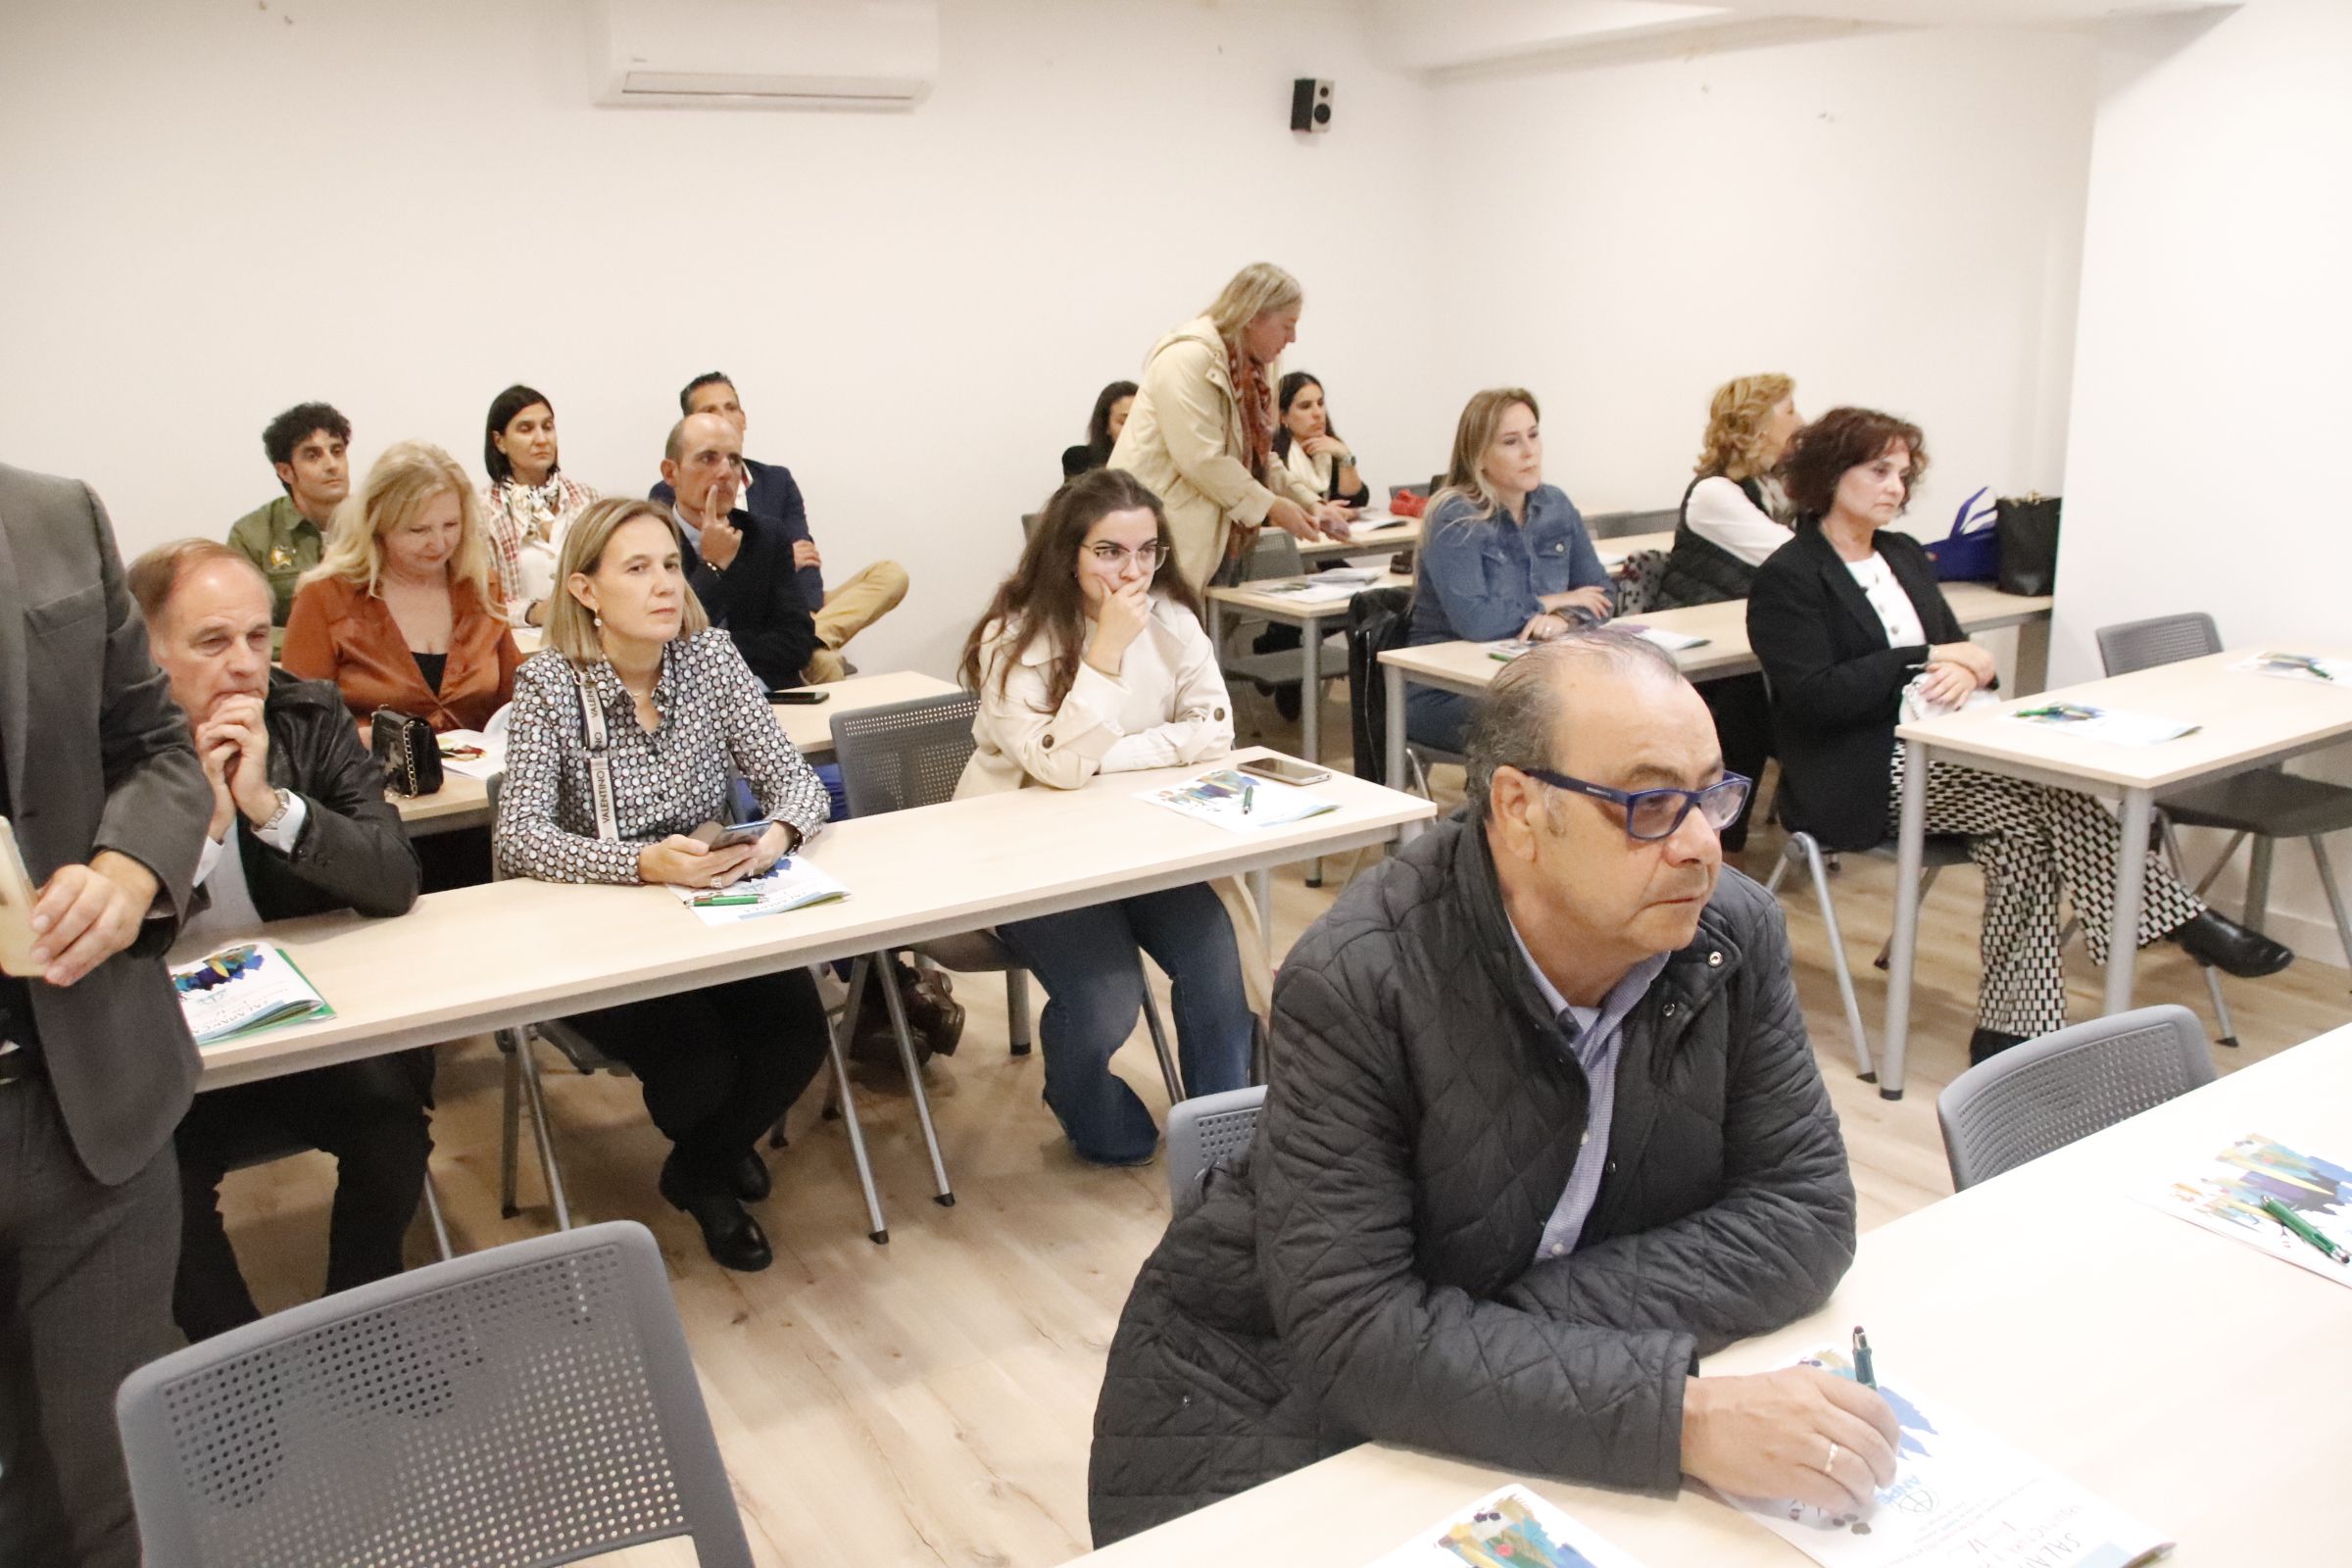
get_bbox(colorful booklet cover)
[2143,1132,2352,1288]
[2233,652,2352,686]
[1717,1347,2171,1568]
[2006,702,2199,746]
[1370,1485,1650,1568]
[432,729,505,780]
[173,942,334,1046]
[1141,768,1338,833]
[667,857,849,925]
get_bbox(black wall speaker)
[1290,77,1334,134]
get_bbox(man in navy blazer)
[658,412,817,690]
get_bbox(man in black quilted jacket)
[1088,629,1895,1544]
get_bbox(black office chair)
[1344,586,1462,794]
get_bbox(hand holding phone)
[691,818,775,851]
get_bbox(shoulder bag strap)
[573,669,620,843]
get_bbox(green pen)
[694,895,763,907]
[2258,1196,2350,1263]
[1242,784,1255,815]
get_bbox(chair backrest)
[830,690,984,816]
[1241,528,1305,582]
[1345,586,1417,782]
[1166,1085,1268,1218]
[1936,1004,2214,1191]
[1583,506,1680,540]
[2095,612,2222,676]
[116,1221,752,1568]
[1019,511,1042,544]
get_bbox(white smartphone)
[1236,757,1331,787]
[0,818,43,977]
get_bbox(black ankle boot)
[1969,1027,2028,1065]
[2173,910,2294,979]
[660,1157,773,1272]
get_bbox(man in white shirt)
[127,540,427,1341]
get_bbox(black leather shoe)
[2173,910,2294,979]
[660,1159,773,1272]
[1969,1027,2028,1065]
[730,1152,771,1203]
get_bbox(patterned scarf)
[1227,337,1275,484]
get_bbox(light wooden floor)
[221,694,2352,1566]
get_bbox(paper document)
[2006,703,2199,746]
[1487,641,1533,662]
[1720,1347,2171,1568]
[1141,767,1337,833]
[1348,513,1411,538]
[175,943,334,1046]
[1257,571,1378,606]
[1617,622,1710,653]
[2234,652,2352,686]
[1370,1485,1650,1568]
[434,730,505,780]
[2143,1131,2352,1288]
[668,857,849,925]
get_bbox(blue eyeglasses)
[1518,766,1752,842]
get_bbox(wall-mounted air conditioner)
[590,0,938,111]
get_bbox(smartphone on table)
[1236,756,1331,787]
[767,689,829,706]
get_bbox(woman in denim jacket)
[1406,387,1611,750]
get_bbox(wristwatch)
[257,788,293,836]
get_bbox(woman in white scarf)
[480,382,601,627]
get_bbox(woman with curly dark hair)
[1746,407,2289,1062]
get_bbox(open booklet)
[1141,767,1338,833]
[1348,512,1412,538]
[1370,1485,1649,1568]
[174,942,335,1046]
[2142,1131,2352,1288]
[1488,624,1707,662]
[1256,568,1385,606]
[667,857,849,926]
[2234,652,2352,686]
[2006,702,2199,746]
[1716,1347,2170,1568]
[432,729,505,781]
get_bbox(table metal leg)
[1301,611,1323,888]
[1384,663,1407,792]
[2105,785,2153,1015]
[1880,742,1933,1101]
[1250,867,1274,963]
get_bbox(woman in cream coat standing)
[1109,262,1354,589]
[957,469,1262,1164]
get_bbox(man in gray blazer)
[0,464,211,1567]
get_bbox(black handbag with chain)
[1996,493,2062,596]
[370,709,444,796]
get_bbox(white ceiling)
[1365,0,2240,75]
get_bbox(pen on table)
[1851,1326,1876,1389]
[694,895,762,907]
[1242,784,1255,815]
[2258,1196,2351,1263]
[2271,654,2334,681]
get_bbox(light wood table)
[1378,583,2054,791]
[1205,572,1410,773]
[389,671,959,836]
[201,748,1434,1090]
[1294,514,1421,561]
[1881,646,2352,1097]
[1065,1023,2352,1566]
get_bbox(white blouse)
[1844,553,1927,649]
[957,594,1236,797]
[1684,474,1793,566]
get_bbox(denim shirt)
[1408,484,1609,646]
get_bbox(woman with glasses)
[956,468,1259,1165]
[1748,406,2289,1064]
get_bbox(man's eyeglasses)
[1518,766,1752,842]
[1086,542,1163,568]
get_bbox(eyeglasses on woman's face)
[1084,541,1162,569]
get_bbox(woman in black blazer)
[1746,407,2288,1063]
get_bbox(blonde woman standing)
[1109,263,1354,589]
[282,440,519,735]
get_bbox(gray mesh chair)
[1937,1004,2213,1190]
[829,693,1186,1225]
[1214,529,1349,704]
[1166,1085,1266,1219]
[115,1220,752,1568]
[2098,612,2352,1000]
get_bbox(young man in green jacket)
[225,401,350,635]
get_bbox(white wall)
[2059,0,2352,963]
[1421,25,2097,529]
[0,0,1449,679]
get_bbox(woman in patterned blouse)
[495,497,831,1272]
[480,383,601,629]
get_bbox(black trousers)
[1701,672,1775,852]
[172,1049,435,1345]
[563,969,830,1199]
[0,1076,180,1568]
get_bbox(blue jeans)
[997,882,1253,1164]
[1405,684,1474,754]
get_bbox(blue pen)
[1852,1326,1876,1389]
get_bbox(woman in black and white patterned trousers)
[1748,408,2291,1064]
[496,499,832,1272]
